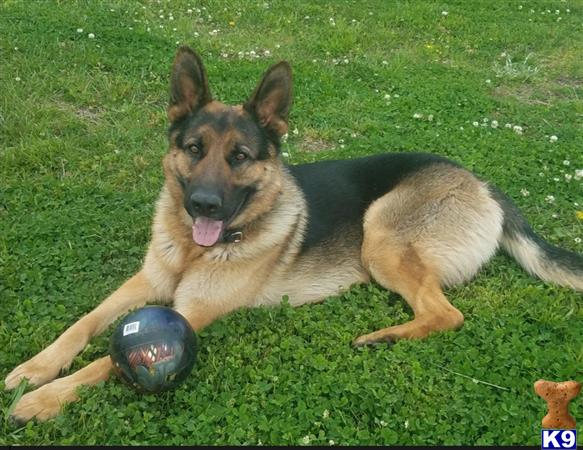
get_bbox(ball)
[109,306,198,393]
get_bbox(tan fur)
[352,165,499,344]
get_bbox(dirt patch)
[54,100,103,124]
[554,76,583,89]
[493,84,551,105]
[298,134,333,152]
[493,80,580,105]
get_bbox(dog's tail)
[491,187,583,291]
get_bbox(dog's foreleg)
[5,270,165,390]
[9,356,113,424]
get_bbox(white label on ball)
[123,321,140,336]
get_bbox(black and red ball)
[109,306,198,393]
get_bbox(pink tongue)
[193,217,224,247]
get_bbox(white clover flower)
[575,237,582,244]
[293,127,299,135]
[486,79,491,84]
[545,195,555,203]
[384,94,391,100]
[76,28,83,33]
[565,174,572,182]
[329,440,335,445]
[521,188,530,196]
[379,420,388,427]
[427,114,434,121]
[574,169,583,180]
[550,135,558,143]
[413,113,423,119]
[491,120,499,128]
[323,409,330,419]
[513,125,523,134]
[88,33,95,39]
[505,123,512,128]
[553,177,560,182]
[281,133,289,143]
[301,436,311,445]
[15,76,21,82]
[404,420,409,429]
[563,160,570,166]
[441,11,448,16]
[472,121,479,127]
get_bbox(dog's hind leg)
[354,232,464,346]
[353,165,503,346]
[5,269,169,390]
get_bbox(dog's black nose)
[190,189,222,216]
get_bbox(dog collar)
[223,230,243,244]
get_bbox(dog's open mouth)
[191,190,252,247]
[192,217,224,247]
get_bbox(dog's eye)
[187,144,201,156]
[234,151,247,161]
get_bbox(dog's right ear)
[168,46,212,123]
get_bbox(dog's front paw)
[5,351,66,390]
[9,378,78,424]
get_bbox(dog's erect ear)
[168,46,212,123]
[244,61,292,138]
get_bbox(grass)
[1,0,582,445]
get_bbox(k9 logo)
[541,429,577,449]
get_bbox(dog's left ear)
[244,61,292,138]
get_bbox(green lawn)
[1,0,582,445]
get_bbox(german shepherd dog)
[5,46,583,423]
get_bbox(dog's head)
[163,46,292,247]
